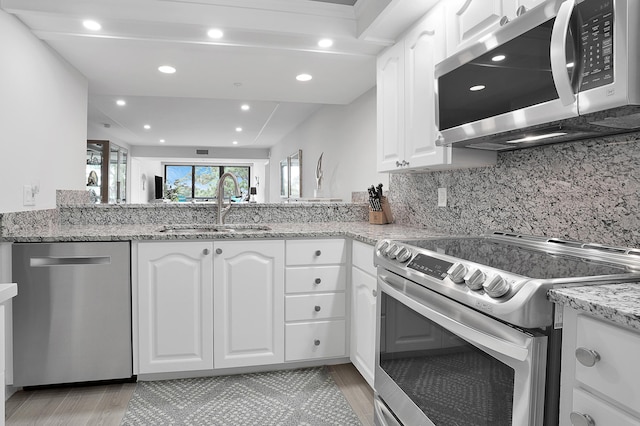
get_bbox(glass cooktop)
[400,237,630,280]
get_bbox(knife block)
[369,196,393,225]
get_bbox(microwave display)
[579,0,614,90]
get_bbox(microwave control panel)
[578,0,614,90]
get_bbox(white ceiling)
[1,0,438,149]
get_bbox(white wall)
[269,87,388,202]
[0,10,88,213]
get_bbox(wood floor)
[6,363,374,426]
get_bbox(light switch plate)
[437,187,447,207]
[23,185,35,206]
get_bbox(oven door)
[375,270,547,426]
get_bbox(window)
[164,165,250,200]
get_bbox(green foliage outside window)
[164,165,250,200]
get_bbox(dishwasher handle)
[30,256,112,267]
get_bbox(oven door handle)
[379,272,531,362]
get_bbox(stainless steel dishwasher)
[12,241,133,387]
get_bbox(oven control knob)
[386,244,400,259]
[464,269,485,290]
[483,274,511,298]
[377,241,390,256]
[396,247,412,263]
[447,263,467,284]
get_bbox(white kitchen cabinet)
[136,241,214,374]
[445,0,546,55]
[350,241,377,388]
[559,307,640,426]
[377,4,495,172]
[285,239,347,362]
[213,240,285,369]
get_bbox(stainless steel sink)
[158,224,271,234]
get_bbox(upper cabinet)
[445,0,547,55]
[86,140,128,204]
[377,4,496,173]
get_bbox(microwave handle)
[550,0,577,106]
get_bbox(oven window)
[380,293,515,425]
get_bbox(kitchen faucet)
[216,172,241,224]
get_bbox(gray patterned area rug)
[121,367,362,425]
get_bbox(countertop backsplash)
[389,132,640,248]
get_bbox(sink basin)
[159,224,271,234]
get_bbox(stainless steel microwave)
[435,0,640,151]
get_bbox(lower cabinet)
[213,240,285,369]
[285,239,348,362]
[559,307,640,426]
[136,241,214,374]
[350,241,377,388]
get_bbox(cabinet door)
[213,240,285,369]
[377,42,405,172]
[137,242,213,374]
[350,267,377,388]
[445,0,507,55]
[404,5,448,169]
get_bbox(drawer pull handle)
[315,250,322,256]
[215,248,223,255]
[314,305,321,312]
[314,339,321,346]
[203,248,210,255]
[314,278,321,285]
[575,347,600,367]
[570,412,595,426]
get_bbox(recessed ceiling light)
[232,141,238,145]
[207,28,224,39]
[83,20,101,31]
[159,139,166,143]
[144,124,151,130]
[116,99,126,106]
[235,127,243,132]
[318,38,333,48]
[296,73,313,82]
[158,65,176,74]
[469,85,486,92]
[241,104,250,111]
[491,54,506,62]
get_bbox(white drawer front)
[286,239,346,266]
[285,293,346,321]
[575,315,640,412]
[571,387,640,426]
[352,240,376,276]
[285,320,346,361]
[285,265,346,293]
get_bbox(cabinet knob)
[570,412,595,426]
[314,278,322,285]
[516,5,527,16]
[203,248,210,255]
[215,248,223,255]
[315,250,322,256]
[499,15,509,26]
[314,305,321,312]
[575,347,601,367]
[395,161,402,167]
[372,289,377,297]
[314,339,321,346]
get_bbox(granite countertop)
[548,284,640,332]
[0,221,444,246]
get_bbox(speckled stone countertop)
[1,221,443,246]
[548,284,640,332]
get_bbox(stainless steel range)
[373,232,640,426]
